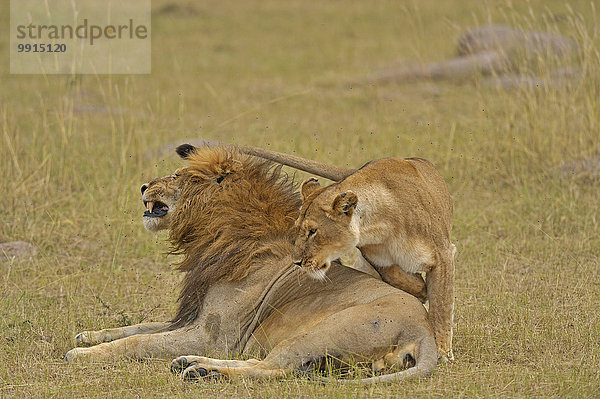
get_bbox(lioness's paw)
[438,348,454,363]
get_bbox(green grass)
[1,0,599,397]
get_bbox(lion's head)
[292,178,359,280]
[141,144,301,327]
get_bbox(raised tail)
[239,145,355,181]
[321,335,438,385]
[177,140,356,181]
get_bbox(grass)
[1,0,599,397]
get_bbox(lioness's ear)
[301,177,321,201]
[332,191,358,217]
[176,144,197,159]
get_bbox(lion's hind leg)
[174,328,331,381]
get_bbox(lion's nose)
[141,184,149,195]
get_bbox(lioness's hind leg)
[426,248,455,361]
[75,322,171,347]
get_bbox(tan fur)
[293,157,456,361]
[65,146,437,383]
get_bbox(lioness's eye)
[308,228,317,238]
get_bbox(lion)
[291,157,456,362]
[65,145,437,383]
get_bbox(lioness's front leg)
[351,253,382,279]
[376,266,427,303]
[354,253,427,302]
[426,247,455,361]
[75,322,171,347]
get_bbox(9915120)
[17,43,66,53]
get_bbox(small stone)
[0,241,38,261]
[557,156,600,180]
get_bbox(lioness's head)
[292,178,359,280]
[140,168,186,232]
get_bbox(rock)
[72,103,125,115]
[0,241,38,261]
[456,25,577,60]
[357,25,579,86]
[557,156,600,180]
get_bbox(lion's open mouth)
[143,200,169,218]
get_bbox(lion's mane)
[168,147,300,328]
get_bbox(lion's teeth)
[147,201,154,212]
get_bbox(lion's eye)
[216,176,224,184]
[307,228,317,238]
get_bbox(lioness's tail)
[176,141,355,181]
[239,145,355,182]
[322,335,438,385]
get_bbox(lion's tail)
[322,334,438,385]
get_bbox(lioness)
[292,157,456,361]
[66,145,438,383]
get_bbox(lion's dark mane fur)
[168,146,301,328]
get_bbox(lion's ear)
[301,178,321,201]
[176,144,197,159]
[331,191,358,217]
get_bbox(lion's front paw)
[172,357,223,382]
[182,364,221,382]
[74,332,91,347]
[171,356,195,374]
[64,347,83,363]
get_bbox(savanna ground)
[1,0,599,397]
